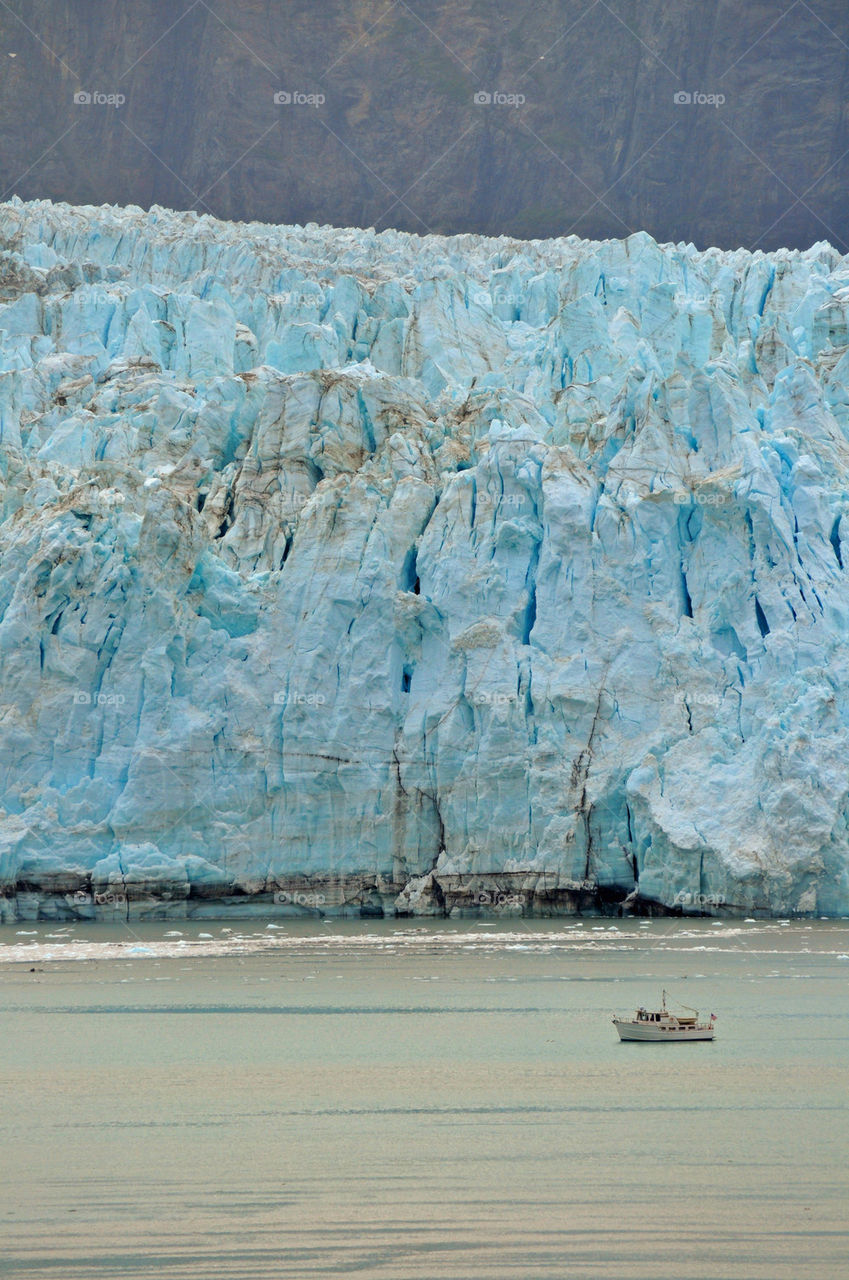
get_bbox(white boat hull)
[613,1019,715,1042]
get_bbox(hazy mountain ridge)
[0,0,847,249]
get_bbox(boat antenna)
[665,989,699,1015]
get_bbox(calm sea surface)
[1,917,847,1280]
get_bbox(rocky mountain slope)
[2,198,849,919]
[0,1,847,250]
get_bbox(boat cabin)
[635,1007,697,1025]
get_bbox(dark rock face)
[0,0,847,250]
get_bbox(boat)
[612,990,716,1041]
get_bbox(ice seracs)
[1,198,849,920]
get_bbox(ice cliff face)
[2,198,849,920]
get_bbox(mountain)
[2,196,849,920]
[0,1,847,250]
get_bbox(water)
[2,917,848,1279]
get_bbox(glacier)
[2,197,849,921]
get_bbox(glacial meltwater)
[2,917,847,1280]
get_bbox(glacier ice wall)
[2,197,849,919]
